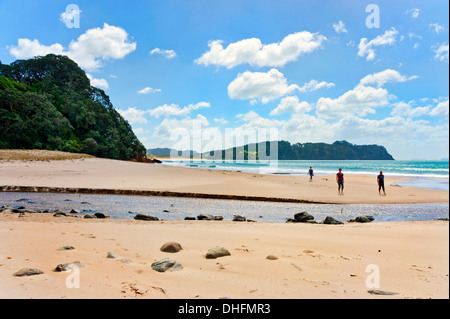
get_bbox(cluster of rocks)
[286,211,376,225]
[184,214,255,222]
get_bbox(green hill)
[201,140,394,160]
[0,54,146,160]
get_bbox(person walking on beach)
[377,171,386,196]
[336,168,344,195]
[308,166,314,182]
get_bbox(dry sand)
[0,212,448,299]
[0,157,448,204]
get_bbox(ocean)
[162,160,450,191]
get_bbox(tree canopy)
[0,54,146,160]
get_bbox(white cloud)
[358,28,398,61]
[214,118,229,125]
[138,87,162,94]
[150,48,176,59]
[429,99,449,117]
[316,85,391,119]
[391,101,430,118]
[434,42,449,63]
[359,69,418,87]
[148,102,210,118]
[270,96,312,115]
[9,23,136,71]
[116,107,148,124]
[86,73,110,90]
[228,69,300,104]
[236,111,284,129]
[405,8,420,18]
[333,21,348,34]
[429,23,446,34]
[195,31,326,69]
[299,79,335,93]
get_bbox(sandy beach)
[0,154,449,299]
[0,212,448,299]
[0,157,448,204]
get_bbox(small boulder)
[294,211,314,223]
[266,255,278,260]
[55,261,83,272]
[214,216,224,221]
[232,215,246,222]
[355,215,374,223]
[151,258,183,272]
[206,246,231,259]
[160,242,183,253]
[107,251,118,259]
[197,214,213,220]
[184,216,196,220]
[58,245,75,251]
[134,213,159,221]
[84,214,97,219]
[94,212,110,219]
[321,216,344,225]
[13,268,44,277]
[70,209,80,214]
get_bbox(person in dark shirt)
[377,171,386,195]
[336,168,344,195]
[308,167,314,182]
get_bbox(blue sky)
[0,0,448,160]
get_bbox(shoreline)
[0,157,448,205]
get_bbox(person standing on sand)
[336,168,344,195]
[308,166,314,182]
[377,171,386,195]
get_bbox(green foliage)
[0,54,146,160]
[202,140,394,160]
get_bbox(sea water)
[162,160,449,191]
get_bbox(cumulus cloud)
[316,85,391,119]
[299,79,335,93]
[236,111,284,129]
[195,31,326,69]
[391,101,430,118]
[228,69,300,104]
[270,96,312,115]
[86,73,109,90]
[150,48,176,59]
[138,87,162,94]
[333,21,348,34]
[434,42,449,63]
[358,28,398,61]
[359,69,418,87]
[9,23,136,71]
[116,107,148,124]
[429,99,449,117]
[148,102,210,118]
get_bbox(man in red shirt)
[336,168,344,195]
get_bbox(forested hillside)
[0,54,146,160]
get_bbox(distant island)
[148,140,394,161]
[0,54,146,161]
